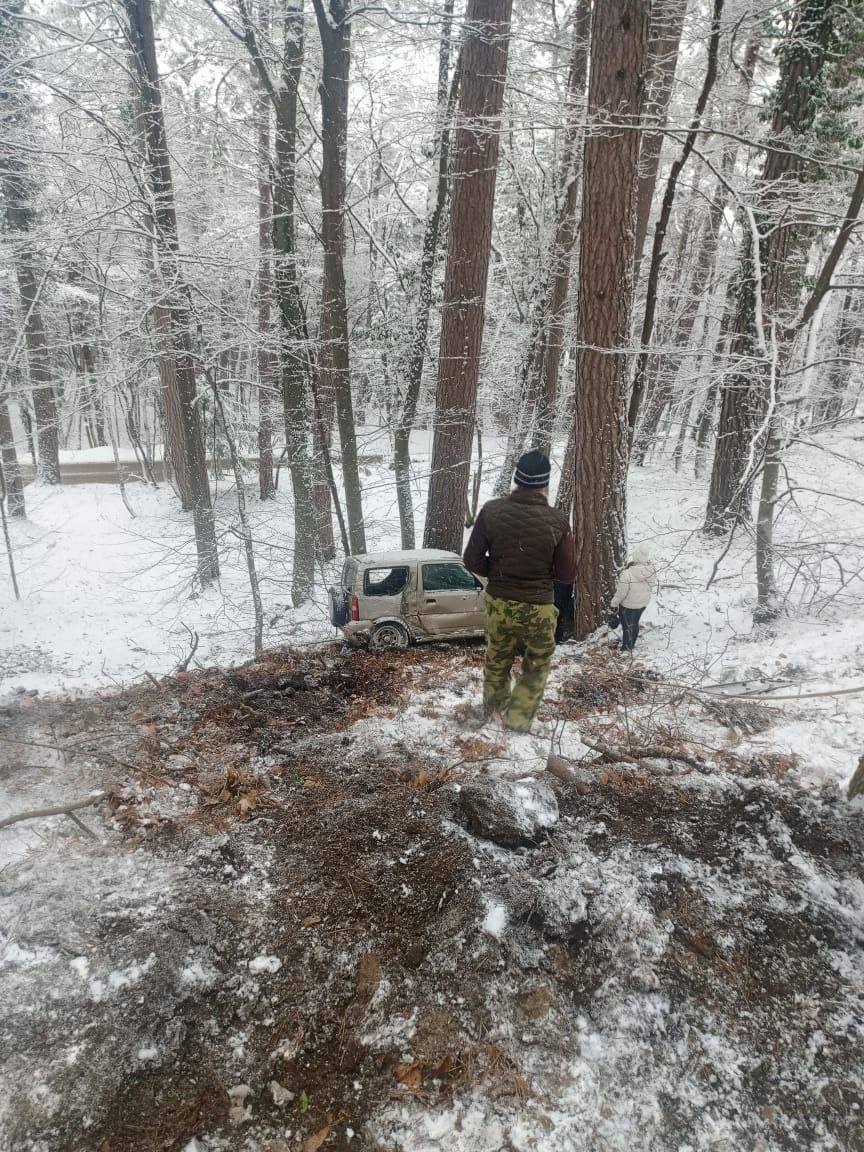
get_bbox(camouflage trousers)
[483,595,558,733]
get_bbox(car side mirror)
[474,577,484,590]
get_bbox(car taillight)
[351,595,360,622]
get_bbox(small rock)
[270,1080,295,1106]
[228,1084,252,1125]
[630,964,660,992]
[460,777,559,848]
[514,984,556,1022]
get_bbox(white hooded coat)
[610,546,656,610]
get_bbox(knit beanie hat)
[514,450,551,489]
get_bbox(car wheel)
[369,622,410,651]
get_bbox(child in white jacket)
[610,543,656,652]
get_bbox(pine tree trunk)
[704,0,838,535]
[0,393,24,518]
[424,0,514,553]
[533,0,591,458]
[628,0,724,442]
[0,181,62,484]
[225,0,316,600]
[271,0,316,602]
[255,0,276,501]
[124,0,219,584]
[754,427,782,621]
[0,8,62,486]
[493,2,590,487]
[573,0,649,638]
[312,0,365,555]
[632,0,688,277]
[394,0,458,549]
[820,288,860,422]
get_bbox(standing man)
[463,450,576,732]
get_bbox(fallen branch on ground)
[0,791,105,831]
[581,738,710,775]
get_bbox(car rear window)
[422,563,477,592]
[364,566,409,596]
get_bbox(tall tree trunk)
[754,425,782,620]
[423,0,514,553]
[394,0,458,549]
[632,0,688,279]
[123,0,219,584]
[573,0,649,638]
[206,0,316,600]
[271,0,317,601]
[312,0,365,555]
[0,393,24,518]
[0,11,62,487]
[628,0,724,442]
[635,30,761,465]
[494,1,591,487]
[255,0,276,501]
[820,287,860,422]
[704,0,838,535]
[532,0,591,456]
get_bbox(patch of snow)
[482,899,508,940]
[247,954,282,974]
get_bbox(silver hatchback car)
[328,549,486,650]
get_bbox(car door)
[360,564,412,622]
[418,562,485,637]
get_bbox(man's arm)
[552,527,576,583]
[463,508,491,577]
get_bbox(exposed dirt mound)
[3,644,864,1152]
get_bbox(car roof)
[353,548,463,566]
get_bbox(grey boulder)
[459,777,559,848]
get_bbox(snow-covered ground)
[2,427,863,788]
[3,427,864,1152]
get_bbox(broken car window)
[364,566,410,596]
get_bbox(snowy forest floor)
[2,639,864,1152]
[3,430,864,1150]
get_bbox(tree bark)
[423,0,514,553]
[123,0,219,584]
[754,425,782,621]
[531,0,590,458]
[632,0,688,278]
[0,56,62,487]
[820,288,861,422]
[628,0,724,442]
[224,0,317,602]
[493,1,591,489]
[573,0,649,638]
[273,0,317,600]
[0,393,24,518]
[704,0,838,535]
[255,0,276,501]
[312,0,365,555]
[394,0,458,549]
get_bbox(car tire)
[369,622,410,651]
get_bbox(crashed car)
[328,549,486,650]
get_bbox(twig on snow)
[0,791,105,832]
[174,625,200,673]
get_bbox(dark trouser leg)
[620,606,644,651]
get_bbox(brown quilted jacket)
[463,488,576,605]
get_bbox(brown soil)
[3,643,864,1152]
